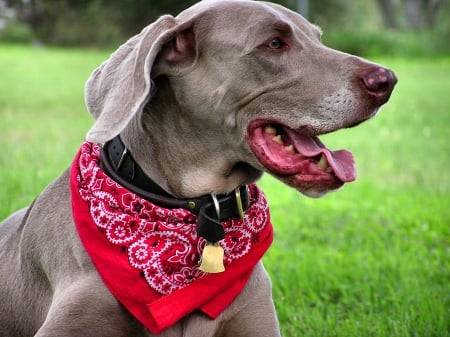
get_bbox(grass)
[1,44,449,336]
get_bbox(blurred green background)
[0,0,449,57]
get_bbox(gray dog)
[0,0,397,336]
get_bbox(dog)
[0,0,397,336]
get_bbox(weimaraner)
[0,0,397,336]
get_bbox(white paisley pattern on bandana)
[75,142,270,295]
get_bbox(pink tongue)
[285,130,356,182]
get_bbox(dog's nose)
[361,67,397,105]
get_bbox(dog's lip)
[247,120,356,184]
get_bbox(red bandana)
[70,142,273,333]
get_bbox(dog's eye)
[258,37,289,53]
[267,38,284,49]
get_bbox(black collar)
[100,135,249,243]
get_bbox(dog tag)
[199,242,225,273]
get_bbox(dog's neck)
[101,135,171,197]
[118,77,263,198]
[100,136,251,243]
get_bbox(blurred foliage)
[0,20,33,43]
[0,0,449,56]
[323,29,450,58]
[1,0,199,47]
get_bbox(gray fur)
[0,1,395,336]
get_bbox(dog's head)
[85,0,397,198]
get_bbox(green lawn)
[1,44,449,336]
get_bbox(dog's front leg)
[221,263,281,337]
[181,263,281,337]
[32,277,143,337]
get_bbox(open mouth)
[247,121,356,196]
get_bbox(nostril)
[376,81,389,92]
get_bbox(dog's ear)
[152,27,197,77]
[85,15,197,143]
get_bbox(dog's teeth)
[317,154,329,170]
[285,145,295,153]
[272,135,283,145]
[326,167,333,173]
[264,125,277,135]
